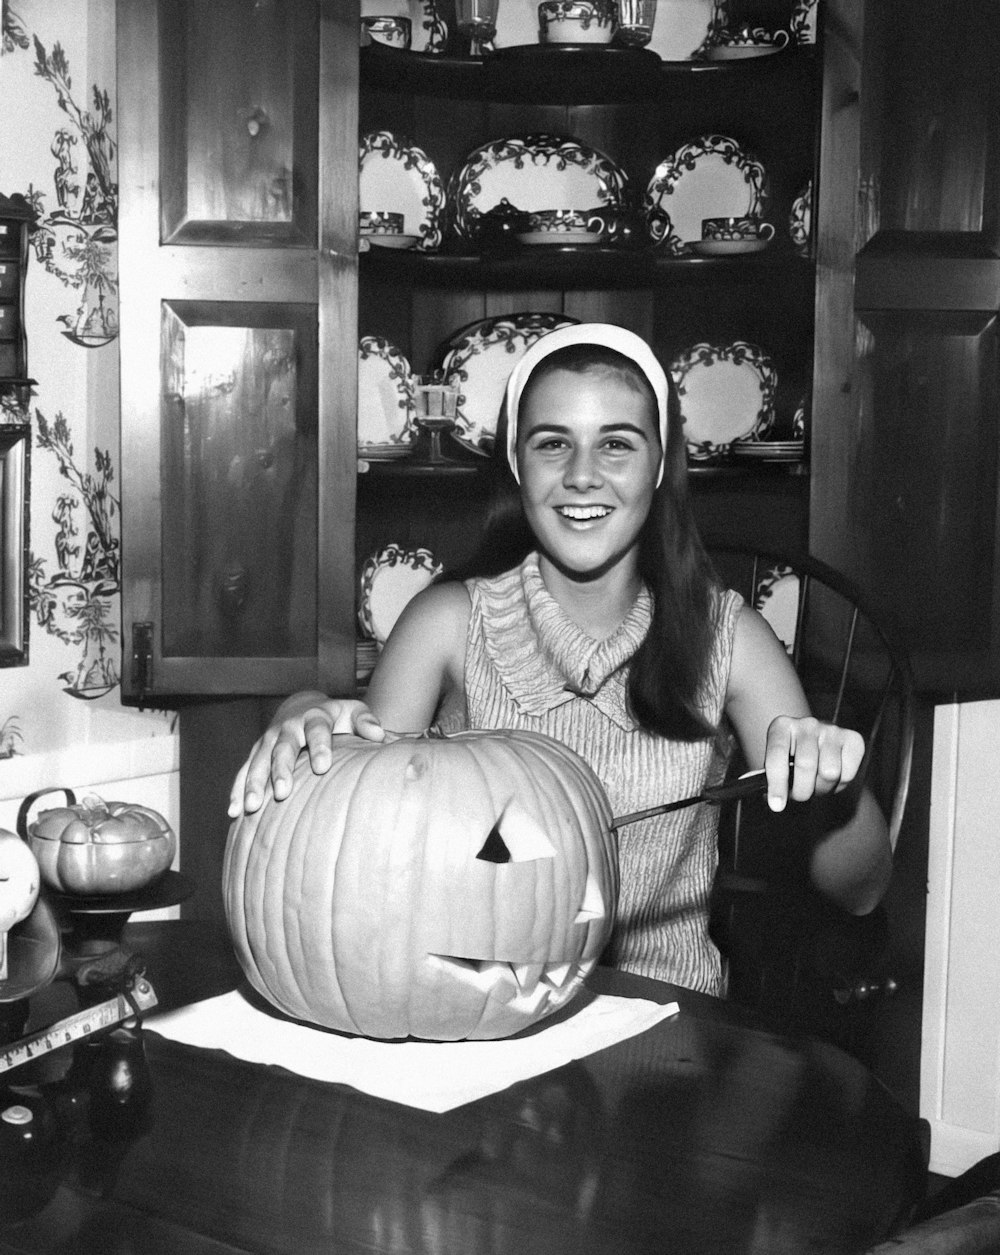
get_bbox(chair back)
[705,544,916,1051]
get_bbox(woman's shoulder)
[397,579,472,639]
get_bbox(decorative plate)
[649,0,725,60]
[792,393,808,439]
[358,543,444,645]
[448,134,630,243]
[360,0,448,52]
[644,135,768,254]
[669,340,777,459]
[439,311,580,456]
[789,178,812,255]
[491,0,544,48]
[359,131,446,251]
[754,565,799,654]
[790,0,818,44]
[357,335,417,454]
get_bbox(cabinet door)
[811,0,1000,699]
[118,0,359,701]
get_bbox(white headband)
[503,323,670,487]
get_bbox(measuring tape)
[0,976,158,1076]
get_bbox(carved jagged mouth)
[426,956,595,1006]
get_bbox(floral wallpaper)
[1,0,171,760]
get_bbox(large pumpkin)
[223,729,618,1041]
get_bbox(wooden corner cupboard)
[117,0,1000,706]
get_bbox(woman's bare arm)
[725,605,892,914]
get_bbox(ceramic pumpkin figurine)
[18,789,176,896]
[224,729,618,1041]
[0,828,40,983]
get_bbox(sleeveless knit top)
[461,553,743,995]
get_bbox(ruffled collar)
[475,553,652,730]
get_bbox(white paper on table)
[146,987,679,1113]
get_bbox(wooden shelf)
[361,244,815,291]
[360,42,817,105]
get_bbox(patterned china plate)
[649,0,725,60]
[358,543,444,645]
[755,565,799,654]
[644,135,768,254]
[669,340,777,459]
[789,178,812,255]
[448,134,629,243]
[359,131,446,251]
[790,0,818,44]
[357,335,417,455]
[360,0,448,52]
[439,312,579,456]
[490,0,723,59]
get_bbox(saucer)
[364,233,421,249]
[516,230,601,246]
[691,238,769,256]
[705,43,786,59]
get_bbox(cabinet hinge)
[131,621,154,704]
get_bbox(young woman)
[230,323,891,994]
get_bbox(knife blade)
[611,770,767,830]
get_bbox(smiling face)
[516,364,662,582]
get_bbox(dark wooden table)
[0,921,926,1255]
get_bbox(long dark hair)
[449,344,721,741]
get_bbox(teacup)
[538,0,616,45]
[521,208,594,233]
[360,15,412,50]
[360,210,405,236]
[702,216,775,243]
[706,24,789,55]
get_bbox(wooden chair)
[705,544,916,1057]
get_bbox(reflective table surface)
[0,921,925,1254]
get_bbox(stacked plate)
[730,439,805,463]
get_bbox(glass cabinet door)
[118,0,358,701]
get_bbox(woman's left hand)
[763,715,865,812]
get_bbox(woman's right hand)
[228,692,385,817]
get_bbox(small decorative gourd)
[0,829,40,983]
[223,729,618,1041]
[20,792,176,896]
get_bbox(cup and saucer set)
[702,23,791,60]
[358,209,421,251]
[691,215,776,257]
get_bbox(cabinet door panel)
[119,0,358,701]
[160,301,317,661]
[159,0,318,245]
[812,0,1000,697]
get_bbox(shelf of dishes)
[357,316,809,471]
[359,131,814,261]
[358,0,820,99]
[352,534,807,685]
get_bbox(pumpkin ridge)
[284,753,356,1020]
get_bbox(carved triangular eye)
[476,822,511,864]
[475,800,557,864]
